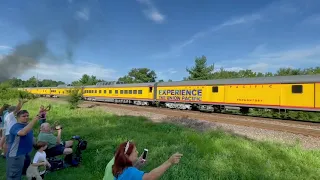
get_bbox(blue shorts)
[46,144,65,157]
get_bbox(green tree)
[275,68,302,76]
[158,79,164,82]
[185,55,214,80]
[71,74,104,85]
[25,76,38,87]
[118,68,157,83]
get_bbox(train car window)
[109,90,112,94]
[149,87,153,93]
[133,90,137,94]
[120,90,123,94]
[95,90,97,93]
[125,90,128,94]
[115,90,118,94]
[212,86,218,93]
[138,90,142,94]
[99,90,102,94]
[129,90,132,94]
[292,85,303,93]
[104,90,106,94]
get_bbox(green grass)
[1,99,320,180]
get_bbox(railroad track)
[44,98,320,138]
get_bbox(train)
[17,74,320,113]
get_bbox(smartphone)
[142,149,148,160]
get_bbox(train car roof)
[157,74,320,86]
[84,82,155,88]
[24,86,77,89]
[18,74,320,89]
[18,83,155,89]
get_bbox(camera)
[55,125,63,130]
[142,149,148,160]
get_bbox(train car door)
[315,83,320,109]
[207,85,225,103]
[149,86,154,99]
[280,83,315,109]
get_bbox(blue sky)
[0,0,320,83]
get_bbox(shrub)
[0,86,36,100]
[67,88,83,109]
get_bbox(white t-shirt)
[33,151,47,175]
[4,112,17,136]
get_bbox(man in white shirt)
[3,99,26,157]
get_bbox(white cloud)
[219,13,261,27]
[167,68,177,74]
[157,68,177,80]
[0,45,12,50]
[19,61,117,83]
[302,14,320,24]
[136,0,165,23]
[151,13,261,59]
[216,44,320,73]
[182,13,261,49]
[75,7,90,21]
[150,0,308,60]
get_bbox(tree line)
[1,55,320,88]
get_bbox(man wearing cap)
[3,99,27,158]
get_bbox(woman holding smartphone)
[112,141,183,180]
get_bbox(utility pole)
[36,73,38,87]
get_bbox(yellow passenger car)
[156,75,320,111]
[83,82,154,105]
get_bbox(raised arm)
[17,115,40,136]
[0,104,10,115]
[45,104,51,111]
[56,128,62,144]
[142,153,183,180]
[13,99,28,115]
[32,161,47,167]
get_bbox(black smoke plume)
[0,39,47,82]
[0,0,93,82]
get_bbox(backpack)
[48,159,64,172]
